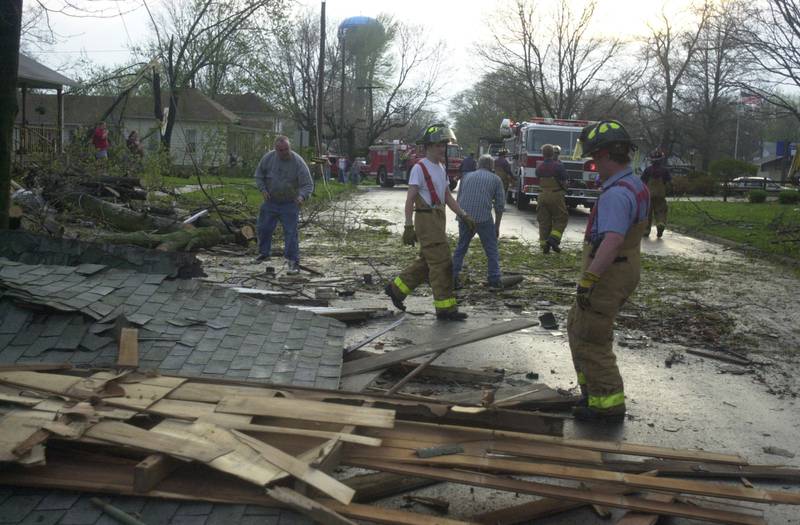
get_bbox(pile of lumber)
[1,369,799,525]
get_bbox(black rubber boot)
[656,225,665,238]
[436,310,468,321]
[384,283,406,311]
[546,236,562,253]
[572,405,626,424]
[541,243,551,254]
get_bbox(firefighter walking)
[641,149,671,238]
[494,149,514,193]
[384,124,476,321]
[536,144,569,253]
[567,120,650,423]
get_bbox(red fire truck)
[501,117,600,210]
[365,141,464,189]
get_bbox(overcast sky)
[28,0,694,117]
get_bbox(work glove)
[402,224,417,246]
[576,271,601,310]
[461,213,477,236]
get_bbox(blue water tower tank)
[338,16,383,38]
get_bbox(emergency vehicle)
[365,141,464,189]
[500,117,600,210]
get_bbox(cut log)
[96,227,231,252]
[64,192,180,232]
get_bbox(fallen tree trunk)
[96,226,232,252]
[64,192,180,233]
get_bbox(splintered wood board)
[84,421,232,463]
[0,372,82,396]
[215,396,395,429]
[167,382,281,403]
[117,328,139,367]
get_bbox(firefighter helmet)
[578,120,636,157]
[416,124,457,145]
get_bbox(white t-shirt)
[408,158,448,206]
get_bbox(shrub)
[778,190,800,204]
[709,158,758,182]
[748,189,767,203]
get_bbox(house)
[14,53,78,159]
[16,88,281,167]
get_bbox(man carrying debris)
[536,144,569,254]
[384,124,476,321]
[452,155,506,289]
[568,120,650,423]
[641,148,672,238]
[254,136,314,274]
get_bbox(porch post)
[20,83,26,155]
[57,87,64,153]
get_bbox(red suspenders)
[417,161,442,205]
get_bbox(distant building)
[16,88,284,166]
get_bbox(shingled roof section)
[0,258,345,525]
[17,53,78,89]
[16,88,240,127]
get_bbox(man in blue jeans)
[254,136,314,273]
[452,155,506,288]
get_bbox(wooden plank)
[167,381,280,403]
[85,421,232,463]
[320,498,478,525]
[232,430,355,504]
[148,398,253,427]
[343,446,800,505]
[0,371,82,396]
[216,396,395,429]
[151,420,287,487]
[387,351,444,396]
[133,454,180,493]
[603,459,800,482]
[0,410,57,462]
[342,319,537,376]
[116,328,139,368]
[372,420,744,465]
[0,363,73,372]
[344,472,439,503]
[471,471,660,525]
[266,487,357,525]
[229,422,381,447]
[615,492,676,525]
[347,460,767,525]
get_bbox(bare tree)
[636,2,710,153]
[683,0,753,169]
[479,0,624,120]
[141,0,287,148]
[739,0,800,123]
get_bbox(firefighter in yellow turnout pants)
[641,149,671,238]
[567,120,650,423]
[536,144,569,253]
[384,124,476,321]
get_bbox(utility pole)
[315,1,326,159]
[338,29,346,154]
[0,0,23,230]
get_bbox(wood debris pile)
[1,369,799,524]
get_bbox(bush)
[778,190,800,204]
[748,189,768,203]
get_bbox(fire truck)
[501,117,600,210]
[365,141,464,189]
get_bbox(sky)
[27,0,697,116]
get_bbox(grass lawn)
[669,200,800,261]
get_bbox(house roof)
[17,53,77,89]
[213,93,276,115]
[16,88,240,126]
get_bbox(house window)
[185,129,197,153]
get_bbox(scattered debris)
[763,446,796,458]
[538,311,559,330]
[403,495,450,513]
[416,444,465,458]
[687,348,752,366]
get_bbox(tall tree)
[141,0,287,148]
[683,0,752,169]
[0,0,22,230]
[636,2,710,153]
[740,0,800,124]
[479,0,624,120]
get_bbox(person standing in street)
[452,155,506,289]
[460,151,477,176]
[641,148,672,238]
[254,136,314,274]
[494,148,514,193]
[384,124,476,321]
[567,120,650,423]
[536,144,569,254]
